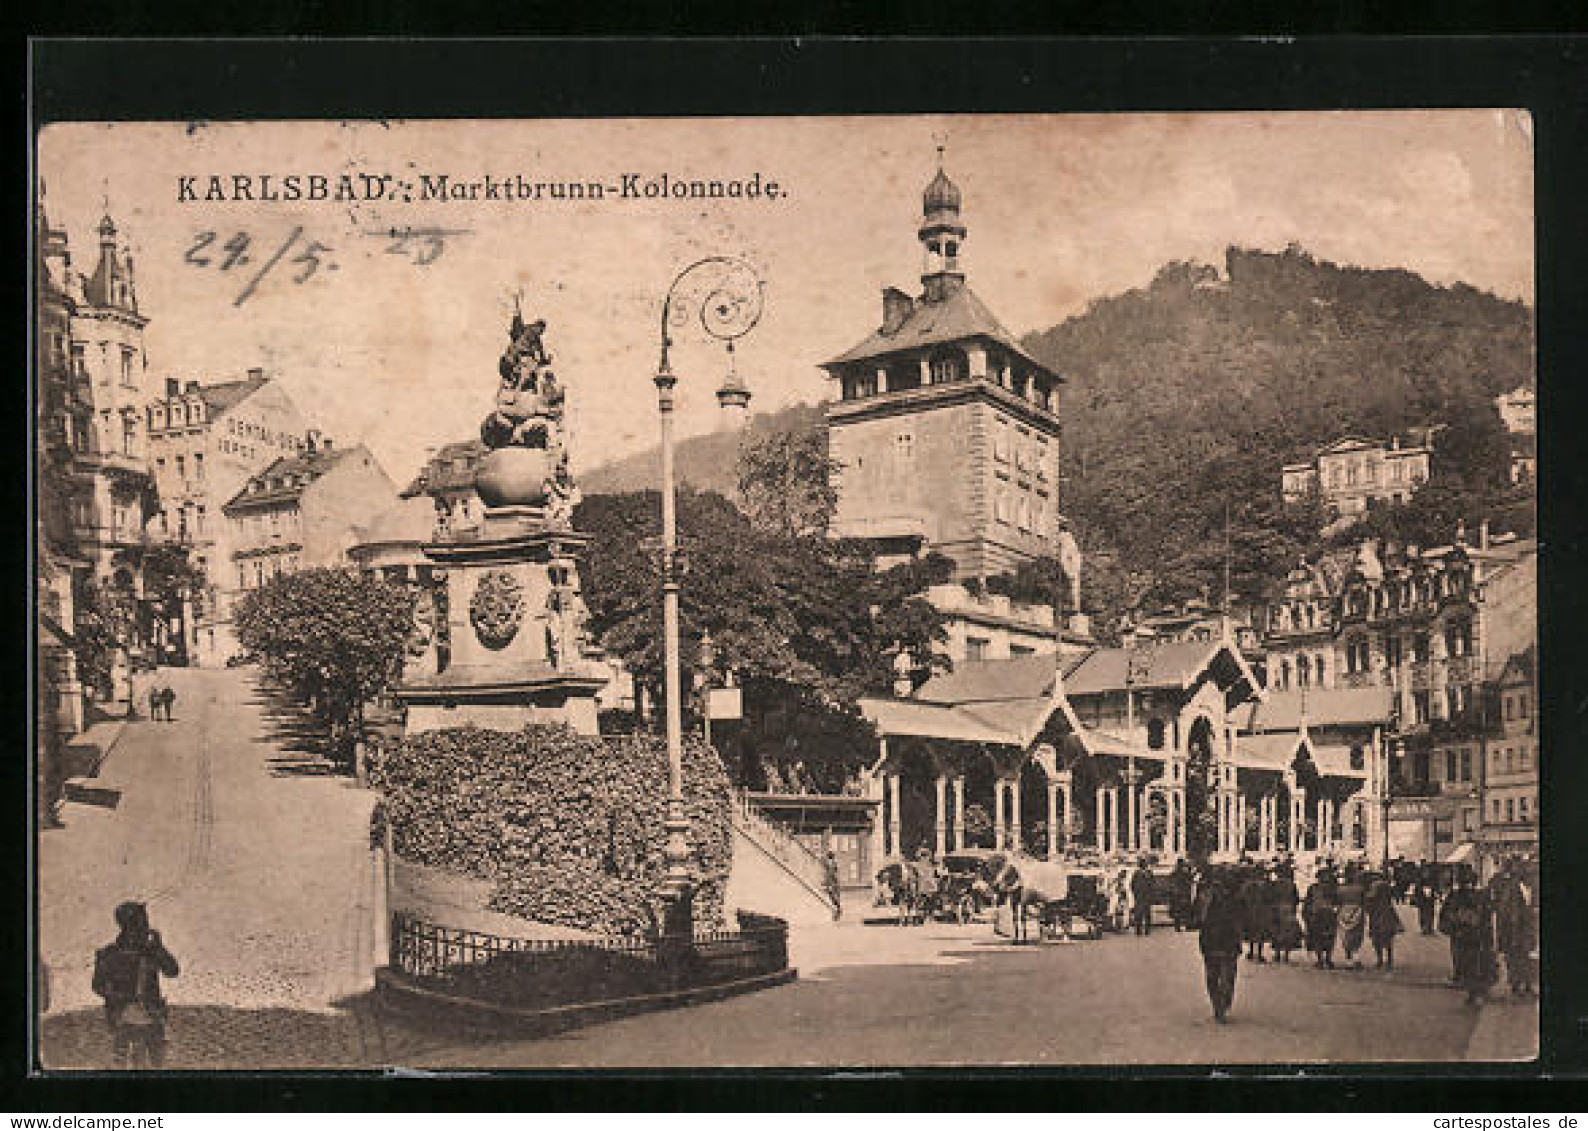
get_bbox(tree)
[574,489,950,787]
[736,424,841,539]
[71,577,137,703]
[141,543,207,663]
[234,568,414,767]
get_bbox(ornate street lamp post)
[653,257,764,931]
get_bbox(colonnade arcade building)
[858,639,1389,865]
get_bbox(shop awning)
[1444,841,1477,865]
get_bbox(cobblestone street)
[38,668,405,1069]
[37,667,1538,1070]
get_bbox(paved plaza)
[37,668,1537,1070]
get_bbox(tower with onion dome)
[819,151,1089,657]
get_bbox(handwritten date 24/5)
[185,226,457,306]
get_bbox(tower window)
[928,349,966,385]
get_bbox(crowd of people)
[1187,853,1538,1023]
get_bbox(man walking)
[1197,867,1244,1023]
[1440,865,1497,1006]
[91,902,180,1068]
[1130,857,1155,936]
[1167,859,1193,931]
[823,848,844,923]
[1490,857,1536,997]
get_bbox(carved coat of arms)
[469,569,525,649]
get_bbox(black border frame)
[17,35,1588,1111]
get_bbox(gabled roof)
[1063,640,1260,701]
[1497,644,1536,685]
[197,375,270,417]
[821,285,1059,380]
[1240,685,1394,732]
[224,445,360,510]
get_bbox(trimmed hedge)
[372,725,732,936]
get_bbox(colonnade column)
[994,780,1007,850]
[866,751,886,875]
[1056,771,1073,856]
[933,776,948,859]
[1124,764,1139,854]
[1291,788,1306,854]
[1236,793,1248,856]
[1095,788,1107,854]
[1046,780,1060,861]
[888,773,902,858]
[952,777,966,852]
[1009,780,1023,855]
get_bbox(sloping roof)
[224,445,359,510]
[821,285,1059,380]
[1063,641,1252,697]
[1241,685,1394,731]
[958,697,1056,748]
[1237,732,1307,772]
[913,651,1058,705]
[195,375,270,417]
[1310,743,1368,779]
[859,697,1013,745]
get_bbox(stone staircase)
[726,791,835,923]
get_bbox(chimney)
[305,429,319,453]
[1480,520,1490,550]
[165,377,180,398]
[185,380,200,394]
[248,367,264,381]
[322,437,333,451]
[881,287,914,335]
[1391,435,1400,451]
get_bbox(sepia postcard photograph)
[32,107,1539,1072]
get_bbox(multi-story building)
[1281,434,1433,523]
[818,156,1091,662]
[144,370,315,664]
[1495,384,1535,435]
[36,200,159,712]
[1259,525,1536,863]
[222,438,396,614]
[400,439,489,537]
[1121,598,1263,656]
[1496,383,1536,485]
[1473,645,1537,875]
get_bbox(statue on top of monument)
[482,299,566,452]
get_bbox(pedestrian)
[823,847,843,923]
[1130,857,1155,936]
[1270,862,1303,963]
[1239,862,1268,962]
[1365,868,1403,969]
[1413,864,1438,935]
[1303,865,1340,969]
[91,901,180,1068]
[161,684,176,722]
[1489,857,1536,997]
[1439,866,1497,1006]
[1197,867,1244,1024]
[1167,858,1193,931]
[146,682,160,721]
[1337,861,1367,969]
